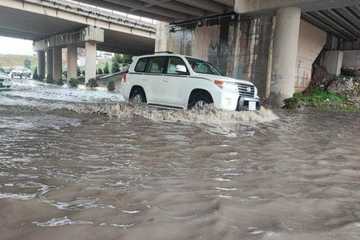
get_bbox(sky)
[0,37,34,55]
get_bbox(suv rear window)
[134,58,148,72]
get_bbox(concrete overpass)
[1,0,359,105]
[0,0,157,82]
[71,0,360,105]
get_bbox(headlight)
[214,80,224,89]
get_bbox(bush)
[103,62,110,74]
[284,88,358,112]
[107,80,116,92]
[112,61,120,73]
[46,78,54,84]
[56,79,65,86]
[86,78,98,88]
[69,78,80,88]
[97,68,103,75]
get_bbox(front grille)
[237,84,255,98]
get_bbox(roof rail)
[154,51,174,54]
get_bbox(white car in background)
[9,67,32,79]
[0,72,11,90]
[120,53,260,111]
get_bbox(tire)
[129,87,146,104]
[188,93,213,110]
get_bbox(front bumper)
[216,91,260,111]
[236,97,261,111]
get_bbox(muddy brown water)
[1,80,360,240]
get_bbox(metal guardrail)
[22,0,157,33]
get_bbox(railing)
[22,0,157,32]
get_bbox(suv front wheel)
[188,91,213,110]
[129,87,147,104]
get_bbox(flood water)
[1,79,360,240]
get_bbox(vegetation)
[77,67,82,77]
[24,58,32,70]
[0,54,37,69]
[56,79,65,86]
[284,88,359,112]
[107,80,116,92]
[103,62,110,74]
[69,78,80,88]
[111,61,120,73]
[46,78,54,84]
[97,68,103,75]
[86,78,98,88]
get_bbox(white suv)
[120,53,260,111]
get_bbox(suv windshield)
[186,57,222,76]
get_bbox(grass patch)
[285,88,359,112]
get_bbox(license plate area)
[249,101,257,111]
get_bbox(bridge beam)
[270,7,302,106]
[85,42,97,83]
[67,45,78,81]
[37,50,45,80]
[323,51,344,76]
[53,47,62,82]
[234,0,358,14]
[46,49,53,82]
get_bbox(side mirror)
[175,65,187,74]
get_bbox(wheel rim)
[193,100,207,110]
[132,94,143,104]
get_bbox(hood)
[194,73,254,86]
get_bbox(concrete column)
[46,48,53,82]
[155,22,169,52]
[37,51,45,80]
[85,41,97,83]
[52,47,62,82]
[270,7,301,106]
[67,45,78,81]
[323,50,343,76]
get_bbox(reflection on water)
[1,80,360,240]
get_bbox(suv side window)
[146,57,167,74]
[167,57,189,75]
[134,58,148,72]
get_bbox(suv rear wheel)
[129,87,147,104]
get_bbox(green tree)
[103,62,110,74]
[97,68,103,75]
[24,58,32,70]
[112,61,120,73]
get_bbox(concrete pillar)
[155,22,169,52]
[46,48,53,82]
[52,47,62,82]
[85,41,97,83]
[270,7,301,106]
[323,51,344,76]
[67,45,78,81]
[37,51,45,80]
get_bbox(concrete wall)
[343,50,360,69]
[167,17,327,98]
[167,17,273,98]
[296,20,327,91]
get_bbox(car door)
[162,56,190,108]
[144,56,168,105]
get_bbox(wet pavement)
[1,79,360,240]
